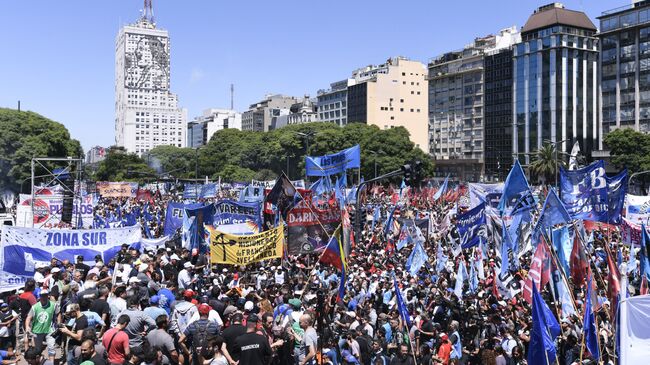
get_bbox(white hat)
[95,261,104,268]
[222,268,228,273]
[51,267,61,273]
[139,263,149,272]
[128,277,141,284]
[183,262,193,269]
[170,254,181,261]
[244,301,254,311]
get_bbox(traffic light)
[413,160,424,186]
[401,163,412,186]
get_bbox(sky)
[0,0,610,151]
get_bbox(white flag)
[568,141,580,170]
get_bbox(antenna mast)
[230,83,234,110]
[142,0,155,25]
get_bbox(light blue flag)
[500,221,511,277]
[532,188,571,246]
[436,243,448,274]
[384,204,399,237]
[641,224,650,280]
[334,176,346,207]
[432,175,449,201]
[371,205,381,231]
[396,226,412,251]
[553,269,576,319]
[552,225,572,275]
[628,246,637,277]
[498,160,534,216]
[454,261,468,299]
[406,240,428,276]
[469,259,479,293]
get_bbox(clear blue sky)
[0,0,610,151]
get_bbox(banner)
[209,226,283,265]
[626,194,650,224]
[456,203,487,249]
[560,161,627,223]
[211,222,259,236]
[469,183,503,209]
[397,218,430,240]
[305,145,361,176]
[183,183,218,199]
[239,185,266,203]
[287,199,340,255]
[96,182,138,198]
[214,200,262,227]
[16,193,95,229]
[163,202,201,236]
[0,225,141,292]
[622,217,644,246]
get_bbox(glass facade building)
[513,4,599,164]
[599,1,650,148]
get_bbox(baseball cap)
[440,333,449,341]
[288,298,301,309]
[244,301,254,311]
[198,304,211,316]
[170,254,180,260]
[150,295,160,304]
[183,289,195,298]
[183,262,193,269]
[51,267,61,273]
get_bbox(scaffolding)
[30,157,84,229]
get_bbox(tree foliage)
[530,143,565,185]
[604,128,650,173]
[0,108,83,193]
[93,146,156,182]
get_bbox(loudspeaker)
[61,180,74,224]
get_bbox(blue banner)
[560,161,627,223]
[214,200,262,227]
[201,183,218,198]
[183,183,218,199]
[305,145,360,176]
[163,202,201,236]
[457,203,487,249]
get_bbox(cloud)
[190,67,206,83]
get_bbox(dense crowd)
[0,184,631,365]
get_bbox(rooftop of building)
[521,2,596,34]
[600,0,650,18]
[428,26,519,67]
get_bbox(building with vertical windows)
[346,57,429,152]
[115,7,187,155]
[241,94,298,131]
[317,80,354,126]
[484,48,514,181]
[513,3,598,166]
[428,27,519,181]
[598,0,650,150]
[187,109,241,148]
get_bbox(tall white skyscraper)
[114,3,187,155]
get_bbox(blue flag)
[371,205,381,231]
[393,275,412,327]
[457,203,487,249]
[528,284,560,365]
[641,224,650,281]
[337,264,346,302]
[498,160,534,216]
[185,204,216,254]
[436,243,448,274]
[432,175,449,201]
[406,240,428,276]
[384,205,399,237]
[583,276,600,361]
[500,222,511,277]
[551,225,571,275]
[532,188,571,246]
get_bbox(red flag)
[523,239,552,304]
[606,247,621,319]
[569,234,588,288]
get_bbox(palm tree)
[530,144,566,185]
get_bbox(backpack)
[192,320,211,352]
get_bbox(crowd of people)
[0,181,632,365]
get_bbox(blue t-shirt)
[157,288,175,315]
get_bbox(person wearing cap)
[0,300,18,349]
[433,333,451,365]
[233,313,272,365]
[59,303,89,365]
[75,255,91,281]
[144,295,168,321]
[169,289,198,336]
[179,304,220,365]
[177,261,196,290]
[24,289,59,363]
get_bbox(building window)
[400,99,404,103]
[400,108,404,112]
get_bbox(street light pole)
[195,147,199,180]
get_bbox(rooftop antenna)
[142,0,155,25]
[230,83,234,110]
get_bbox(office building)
[598,0,650,151]
[86,146,107,164]
[317,79,354,126]
[429,27,520,181]
[347,57,429,152]
[241,94,298,131]
[187,109,242,148]
[114,5,188,155]
[513,3,598,165]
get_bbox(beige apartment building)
[347,57,429,152]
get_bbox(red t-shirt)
[102,328,130,364]
[437,341,451,365]
[19,292,37,306]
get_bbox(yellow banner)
[209,226,284,265]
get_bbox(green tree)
[604,128,650,173]
[0,108,83,193]
[530,143,565,185]
[146,145,195,178]
[93,146,156,182]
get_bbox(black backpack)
[192,320,211,352]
